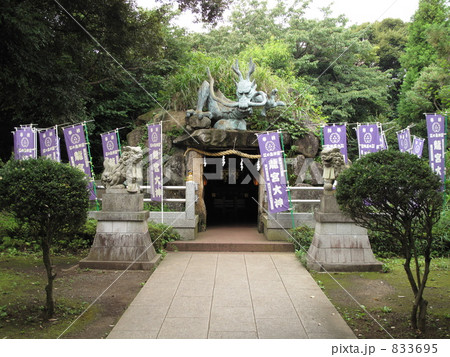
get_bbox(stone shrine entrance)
[203,155,259,226]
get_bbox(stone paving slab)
[107,252,356,339]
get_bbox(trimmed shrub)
[147,221,181,254]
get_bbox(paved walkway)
[107,252,355,339]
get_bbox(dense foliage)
[1,0,447,165]
[0,158,89,319]
[335,150,443,332]
[0,0,187,166]
[397,0,449,135]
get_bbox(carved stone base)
[80,190,160,270]
[306,193,382,272]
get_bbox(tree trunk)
[410,301,418,330]
[418,298,428,332]
[42,238,56,320]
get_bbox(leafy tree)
[157,0,233,24]
[288,16,392,123]
[355,19,408,111]
[397,0,449,127]
[0,1,185,165]
[0,159,89,319]
[189,0,310,57]
[335,150,443,332]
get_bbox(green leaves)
[336,150,443,244]
[0,158,89,242]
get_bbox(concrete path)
[107,252,355,339]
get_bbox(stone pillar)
[307,192,382,272]
[80,189,161,270]
[187,151,206,231]
[185,180,197,220]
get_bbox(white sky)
[135,0,420,31]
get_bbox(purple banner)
[357,124,380,157]
[13,126,37,160]
[63,124,96,200]
[426,114,445,185]
[101,131,120,165]
[411,136,425,158]
[148,124,162,202]
[39,127,60,162]
[397,128,412,153]
[257,132,290,214]
[323,124,348,163]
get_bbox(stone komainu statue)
[321,147,349,191]
[101,146,143,193]
[186,59,285,131]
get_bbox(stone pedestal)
[307,192,382,272]
[80,189,161,270]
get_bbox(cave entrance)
[203,155,259,227]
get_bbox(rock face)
[293,133,320,158]
[291,155,323,185]
[213,118,246,131]
[126,126,146,147]
[186,113,211,132]
[173,129,260,150]
[164,148,185,186]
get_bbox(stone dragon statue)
[186,59,285,131]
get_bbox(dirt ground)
[0,253,152,339]
[310,259,450,339]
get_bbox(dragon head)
[207,59,267,111]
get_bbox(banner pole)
[116,129,122,156]
[279,130,295,230]
[320,126,324,147]
[83,122,100,211]
[160,121,164,224]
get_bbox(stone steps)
[165,226,294,252]
[166,240,294,252]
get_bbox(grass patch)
[0,254,97,338]
[309,257,450,338]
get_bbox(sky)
[135,0,420,31]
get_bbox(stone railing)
[261,186,323,241]
[92,181,199,240]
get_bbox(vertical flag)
[100,130,120,164]
[426,114,445,186]
[13,126,37,160]
[39,127,60,162]
[257,132,290,214]
[397,128,412,153]
[356,124,380,157]
[411,136,425,158]
[63,124,96,200]
[147,124,162,202]
[323,124,348,163]
[378,124,388,151]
